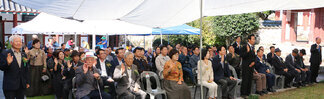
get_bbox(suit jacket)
[232,42,241,55]
[113,64,140,95]
[111,57,124,72]
[310,44,322,64]
[133,57,151,74]
[96,59,114,78]
[0,49,29,90]
[267,52,275,66]
[272,55,287,74]
[285,54,298,70]
[189,54,199,68]
[296,55,306,69]
[75,66,103,98]
[212,55,232,82]
[255,56,270,74]
[240,44,256,72]
[179,53,190,68]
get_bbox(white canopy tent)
[12,0,324,28]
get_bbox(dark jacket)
[267,52,275,66]
[240,44,256,72]
[232,42,241,55]
[255,56,270,74]
[310,44,322,64]
[133,57,151,74]
[285,54,298,70]
[111,57,124,75]
[96,59,114,77]
[226,53,240,68]
[179,53,191,68]
[272,55,287,74]
[0,49,30,90]
[296,55,306,69]
[212,55,232,82]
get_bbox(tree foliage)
[158,13,260,47]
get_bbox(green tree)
[211,13,259,46]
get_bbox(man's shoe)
[268,88,276,92]
[256,91,264,96]
[262,89,268,94]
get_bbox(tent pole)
[144,36,146,49]
[199,0,203,98]
[74,32,77,47]
[62,33,65,43]
[125,34,127,48]
[160,32,162,45]
[106,34,109,47]
[92,34,96,51]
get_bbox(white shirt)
[99,59,108,77]
[118,58,123,65]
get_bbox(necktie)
[318,45,321,52]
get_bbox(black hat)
[275,48,281,52]
[64,49,70,52]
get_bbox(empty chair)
[140,71,167,99]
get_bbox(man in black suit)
[212,46,237,99]
[96,49,116,98]
[111,48,125,75]
[310,37,322,83]
[267,46,276,66]
[272,48,295,88]
[285,49,302,87]
[232,36,241,55]
[0,35,30,99]
[296,49,311,84]
[240,34,256,98]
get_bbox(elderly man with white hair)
[27,34,38,50]
[75,51,111,99]
[114,52,147,99]
[0,35,30,99]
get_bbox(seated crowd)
[0,34,320,99]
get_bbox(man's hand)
[249,62,255,67]
[254,71,258,74]
[7,53,13,65]
[24,47,29,54]
[134,87,139,92]
[42,68,47,73]
[177,81,182,85]
[54,58,58,65]
[67,61,72,68]
[93,73,100,80]
[121,64,126,74]
[296,69,301,73]
[284,68,288,72]
[230,76,237,80]
[26,84,30,88]
[83,65,88,74]
[107,78,114,82]
[266,69,270,73]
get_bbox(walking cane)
[97,80,103,99]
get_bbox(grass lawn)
[261,82,324,99]
[27,95,55,99]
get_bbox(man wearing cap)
[75,51,111,99]
[310,37,322,83]
[285,49,302,87]
[272,48,295,88]
[114,52,147,99]
[99,37,108,48]
[296,49,311,84]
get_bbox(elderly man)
[0,35,30,99]
[75,52,111,99]
[114,52,147,99]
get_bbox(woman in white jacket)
[198,48,218,99]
